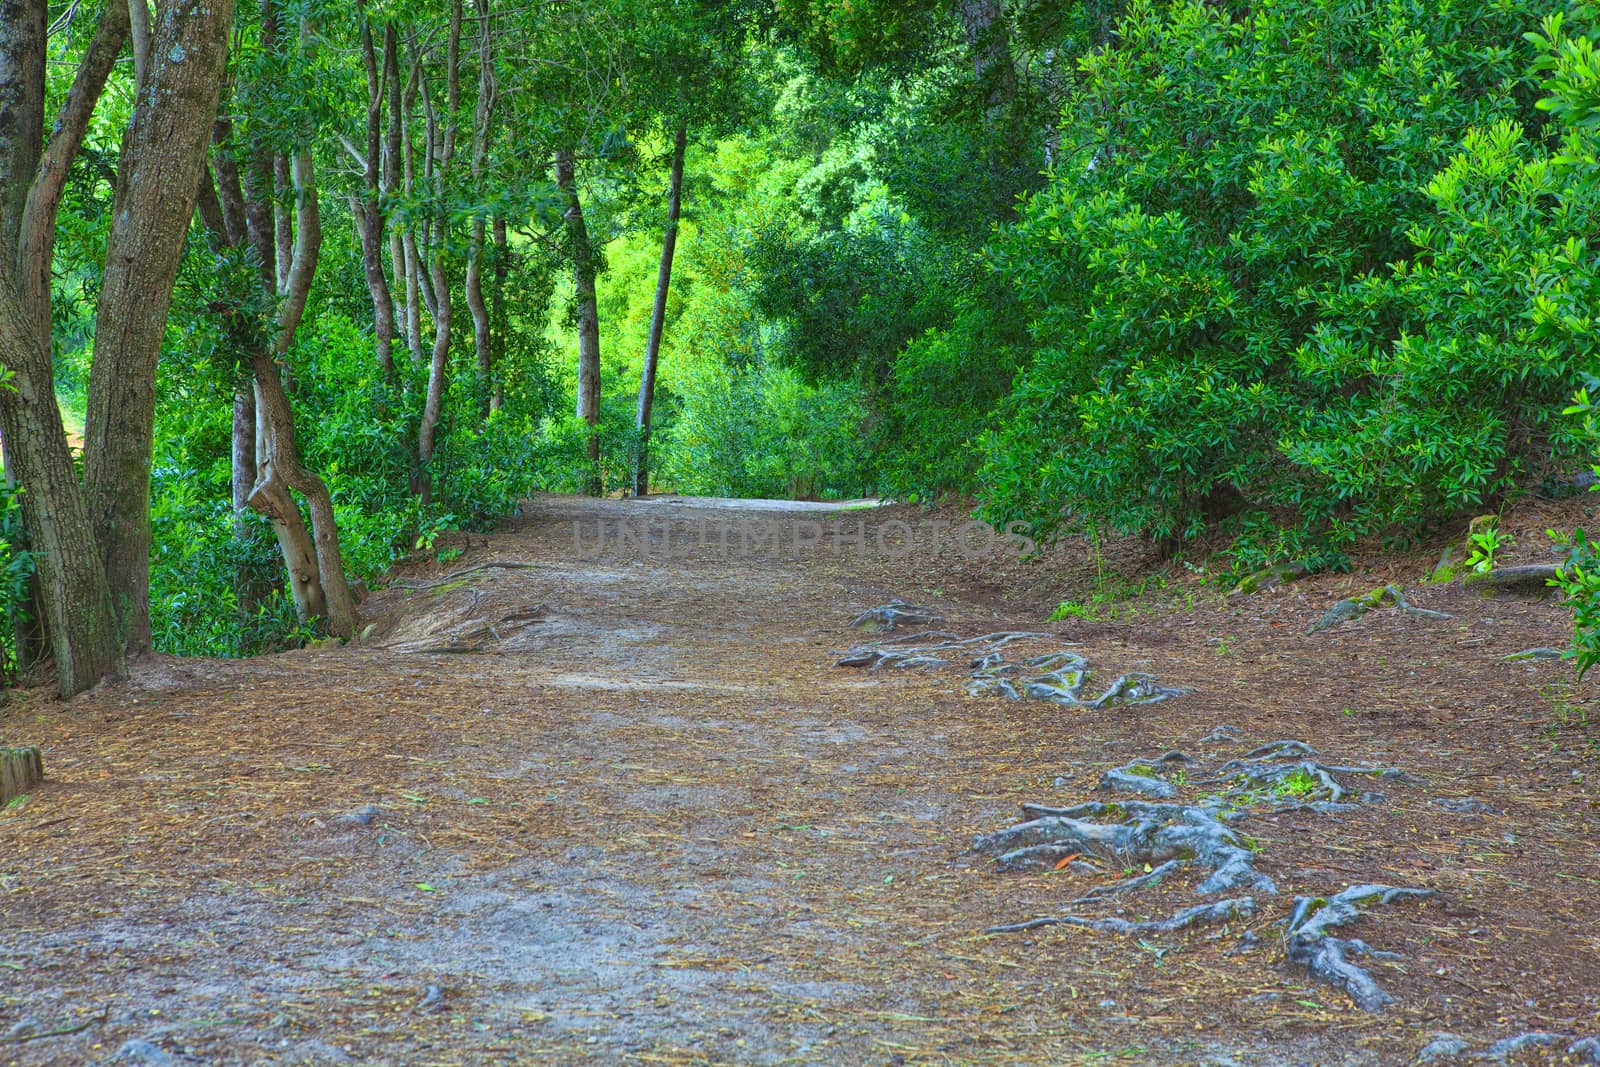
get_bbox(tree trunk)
[0,280,121,696]
[635,121,686,499]
[249,352,355,637]
[465,0,496,418]
[489,215,507,413]
[1,0,127,682]
[959,0,1014,113]
[557,148,602,496]
[356,6,395,377]
[0,0,46,261]
[416,0,462,494]
[399,37,425,367]
[82,0,237,656]
[206,22,356,641]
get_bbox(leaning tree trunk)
[0,280,121,695]
[82,0,237,655]
[557,148,602,496]
[248,352,355,637]
[206,18,355,641]
[1,0,127,684]
[635,120,687,499]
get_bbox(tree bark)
[557,148,602,496]
[82,0,237,655]
[0,0,46,261]
[635,120,686,499]
[399,35,425,366]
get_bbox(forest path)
[3,494,1599,1065]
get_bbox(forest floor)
[3,493,1600,1066]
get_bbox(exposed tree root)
[1309,584,1450,634]
[1461,564,1560,596]
[1283,884,1435,1012]
[1099,753,1192,799]
[835,631,1046,672]
[1418,1031,1600,1063]
[977,738,1435,1013]
[988,897,1256,936]
[973,799,1275,895]
[387,561,548,592]
[850,600,940,632]
[835,626,1189,707]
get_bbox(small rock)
[1417,1034,1472,1062]
[113,1040,177,1065]
[1052,775,1072,788]
[336,804,384,827]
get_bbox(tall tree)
[556,146,603,496]
[203,2,356,640]
[82,0,238,653]
[634,119,686,498]
[414,0,462,496]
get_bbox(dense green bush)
[976,0,1555,557]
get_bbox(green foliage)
[0,486,33,684]
[979,0,1552,550]
[1466,519,1513,573]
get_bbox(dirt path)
[3,494,1599,1065]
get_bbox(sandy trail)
[2,494,1598,1065]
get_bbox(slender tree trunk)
[635,121,686,499]
[248,352,354,637]
[464,0,496,417]
[416,0,462,495]
[383,25,405,358]
[82,0,237,655]
[399,38,425,367]
[206,25,355,640]
[356,5,394,377]
[488,215,507,413]
[557,148,602,496]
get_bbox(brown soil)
[3,493,1600,1065]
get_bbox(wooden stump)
[0,746,43,805]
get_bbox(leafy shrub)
[977,0,1549,549]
